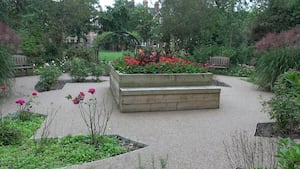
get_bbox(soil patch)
[111,135,147,152]
[255,122,300,139]
[213,79,231,87]
[35,79,105,92]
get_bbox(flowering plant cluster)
[113,51,208,74]
[15,91,38,113]
[67,88,111,147]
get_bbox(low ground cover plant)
[209,64,255,77]
[113,49,208,74]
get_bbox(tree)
[128,5,155,42]
[98,0,131,32]
[161,0,252,52]
[250,0,300,42]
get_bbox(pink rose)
[15,98,26,105]
[88,88,95,94]
[79,92,85,100]
[72,97,80,104]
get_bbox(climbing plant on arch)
[93,31,141,54]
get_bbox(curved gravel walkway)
[1,74,273,169]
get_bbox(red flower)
[205,63,211,69]
[15,98,26,105]
[88,88,95,94]
[32,91,38,96]
[1,86,6,91]
[72,97,80,104]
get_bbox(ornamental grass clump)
[112,49,208,74]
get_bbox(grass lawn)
[98,51,134,61]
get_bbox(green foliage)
[209,64,255,77]
[0,45,14,87]
[0,113,44,146]
[162,0,252,51]
[69,57,89,82]
[0,133,126,169]
[266,71,300,132]
[192,45,254,65]
[277,138,300,169]
[254,48,300,90]
[35,65,62,91]
[65,46,97,63]
[0,120,22,146]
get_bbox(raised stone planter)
[110,67,221,113]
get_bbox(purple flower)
[88,88,95,94]
[15,98,26,105]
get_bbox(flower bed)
[110,52,220,113]
[113,55,208,74]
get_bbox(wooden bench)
[12,55,34,75]
[208,56,230,69]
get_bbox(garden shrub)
[35,64,62,91]
[265,71,300,132]
[254,48,300,90]
[69,57,89,82]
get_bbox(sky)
[99,0,156,9]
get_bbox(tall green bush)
[0,45,14,87]
[254,48,300,90]
[69,57,89,82]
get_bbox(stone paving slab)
[1,74,273,169]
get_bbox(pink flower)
[72,97,80,104]
[15,98,26,105]
[1,86,6,91]
[78,92,85,100]
[88,88,95,94]
[32,91,38,96]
